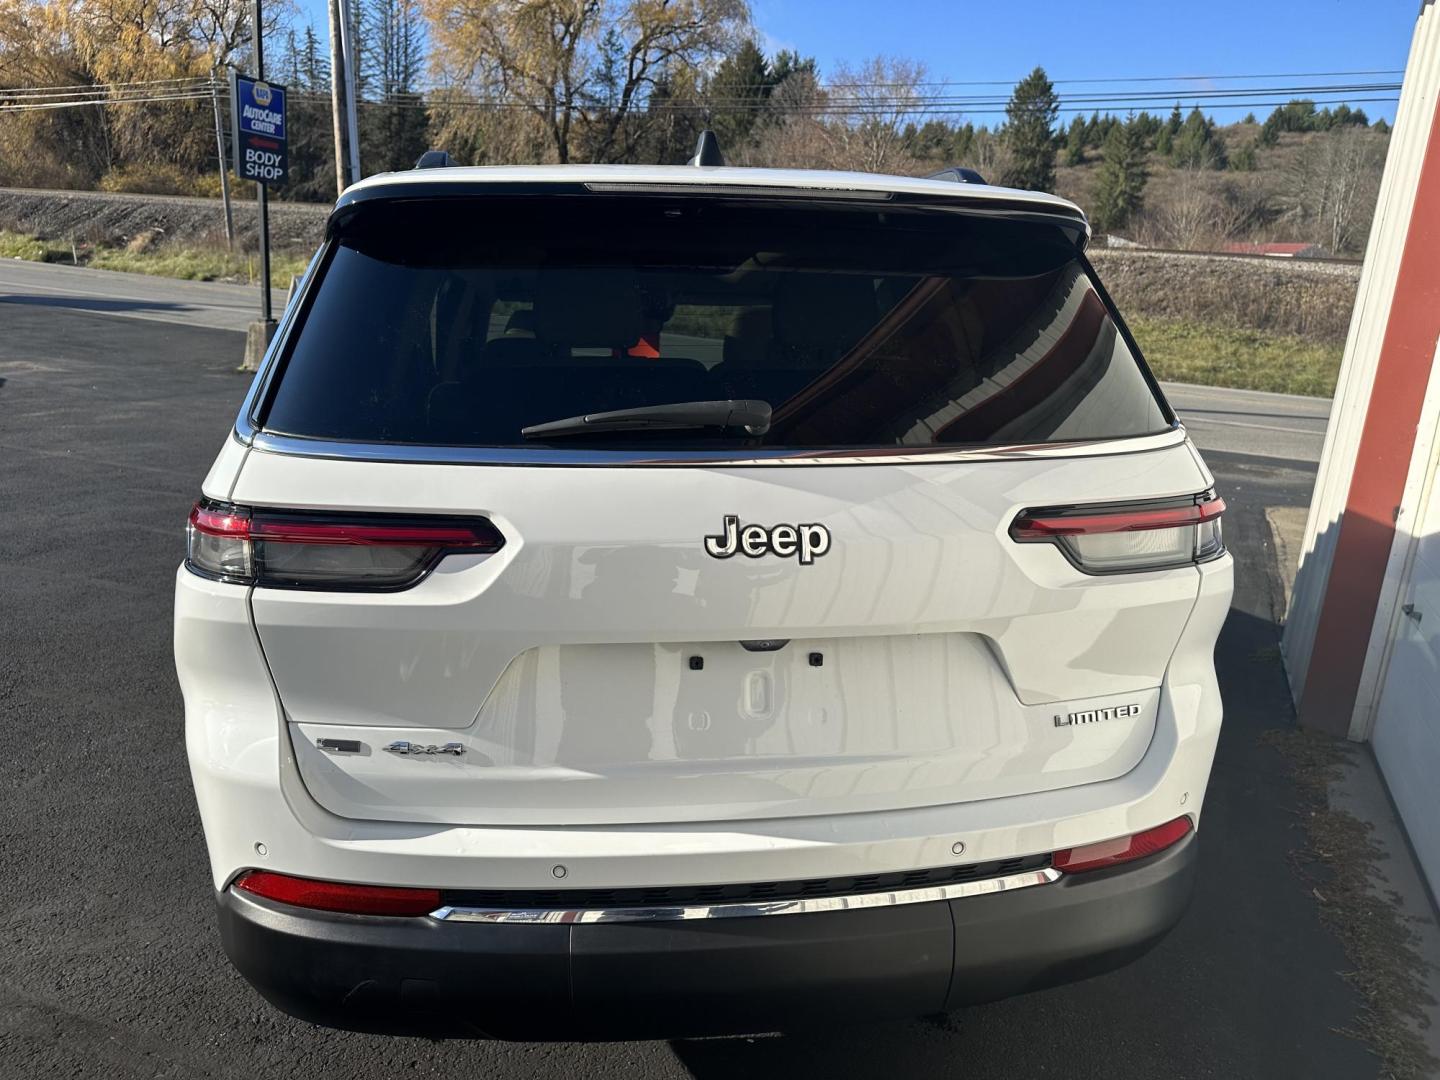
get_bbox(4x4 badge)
[704,515,831,565]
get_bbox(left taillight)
[185,499,504,590]
[1010,490,1225,574]
[233,870,441,916]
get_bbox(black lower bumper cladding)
[215,834,1197,1041]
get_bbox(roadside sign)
[228,70,288,186]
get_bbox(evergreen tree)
[594,29,625,108]
[1269,99,1319,133]
[1091,118,1149,232]
[1000,66,1059,191]
[1166,103,1183,137]
[1242,111,1257,125]
[769,50,817,88]
[951,121,976,162]
[707,39,771,152]
[363,0,430,174]
[1259,111,1282,147]
[1171,107,1226,169]
[1229,140,1258,172]
[1063,114,1087,166]
[271,21,339,201]
[301,25,329,90]
[1129,110,1161,144]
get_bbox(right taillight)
[186,499,504,590]
[1053,816,1194,873]
[1010,490,1225,574]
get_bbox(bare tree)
[823,55,930,173]
[735,67,831,169]
[1144,166,1223,249]
[956,126,1011,184]
[421,0,748,164]
[1283,127,1385,254]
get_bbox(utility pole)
[338,0,362,184]
[210,70,235,251]
[327,0,351,194]
[253,0,271,327]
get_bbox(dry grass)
[1092,249,1359,342]
[1262,728,1439,1079]
[87,244,309,284]
[1,226,307,285]
[1128,315,1342,397]
[0,229,71,262]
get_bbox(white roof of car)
[343,164,1085,220]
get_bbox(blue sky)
[750,0,1416,123]
[296,0,1416,125]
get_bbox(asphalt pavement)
[0,257,287,332]
[1163,381,1330,465]
[0,290,1381,1078]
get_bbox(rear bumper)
[216,832,1197,1040]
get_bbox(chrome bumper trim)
[428,866,1062,924]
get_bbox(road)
[1164,381,1330,465]
[0,277,1381,1079]
[0,257,287,332]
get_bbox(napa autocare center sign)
[229,70,287,184]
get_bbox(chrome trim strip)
[233,245,328,447]
[244,427,1187,468]
[429,867,1061,924]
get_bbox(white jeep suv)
[176,156,1231,1039]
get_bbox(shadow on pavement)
[668,591,1379,1078]
[0,292,189,315]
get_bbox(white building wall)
[1372,459,1440,899]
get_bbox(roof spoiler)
[928,166,987,185]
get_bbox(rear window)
[261,195,1171,450]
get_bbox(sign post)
[228,66,287,330]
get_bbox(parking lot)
[0,286,1387,1078]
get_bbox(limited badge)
[1054,703,1143,727]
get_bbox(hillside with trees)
[0,0,1391,254]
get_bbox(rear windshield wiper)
[520,399,772,440]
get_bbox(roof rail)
[414,150,453,170]
[688,130,725,167]
[928,166,987,185]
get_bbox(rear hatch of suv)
[223,181,1218,827]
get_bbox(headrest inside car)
[772,272,879,354]
[534,269,644,349]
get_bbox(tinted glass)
[262,196,1170,449]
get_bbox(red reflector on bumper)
[233,871,441,917]
[1052,816,1193,874]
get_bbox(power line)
[323,93,1399,118]
[279,79,1398,114]
[0,76,210,97]
[0,91,212,112]
[358,77,1402,113]
[822,68,1407,88]
[1,71,1402,120]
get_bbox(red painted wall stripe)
[1300,100,1440,736]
